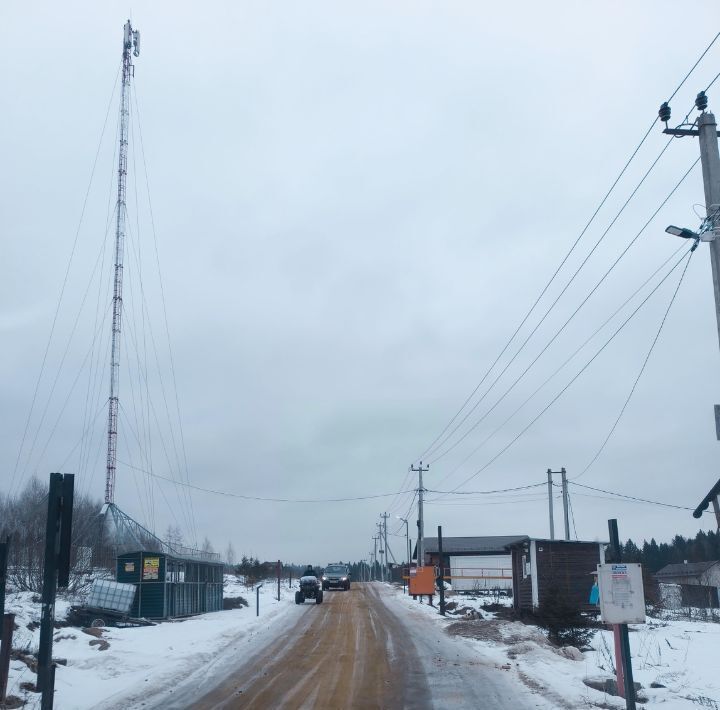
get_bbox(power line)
[449,243,695,493]
[117,460,416,503]
[414,36,719,466]
[569,481,701,512]
[428,143,690,466]
[573,243,696,481]
[432,243,688,491]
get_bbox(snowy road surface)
[173,583,547,709]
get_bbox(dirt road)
[187,584,541,710]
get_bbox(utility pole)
[547,468,569,541]
[382,512,389,582]
[375,523,387,582]
[372,536,378,581]
[662,95,720,524]
[411,462,429,566]
[561,468,570,540]
[546,469,555,540]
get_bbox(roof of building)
[656,561,720,578]
[420,535,529,555]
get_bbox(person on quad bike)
[302,565,316,578]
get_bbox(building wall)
[512,541,601,612]
[511,546,533,611]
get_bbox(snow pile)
[389,585,720,709]
[2,575,298,709]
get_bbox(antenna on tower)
[104,20,140,506]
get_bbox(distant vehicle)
[296,574,324,605]
[322,563,351,591]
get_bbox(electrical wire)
[117,460,417,503]
[428,141,686,466]
[448,243,695,493]
[414,35,720,466]
[569,481,701,512]
[573,243,696,481]
[432,243,688,490]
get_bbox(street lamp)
[665,225,700,240]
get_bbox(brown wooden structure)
[508,538,606,612]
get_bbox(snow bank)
[3,575,299,709]
[387,583,720,709]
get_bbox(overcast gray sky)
[2,1,720,564]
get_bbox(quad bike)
[295,575,324,604]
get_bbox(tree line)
[621,529,720,572]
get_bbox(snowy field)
[2,575,297,709]
[388,584,720,709]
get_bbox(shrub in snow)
[533,585,595,648]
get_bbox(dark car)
[322,563,351,591]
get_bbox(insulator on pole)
[696,91,708,112]
[658,102,671,124]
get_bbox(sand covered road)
[188,583,544,710]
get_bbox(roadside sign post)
[256,583,263,617]
[601,519,643,710]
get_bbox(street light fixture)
[665,225,700,240]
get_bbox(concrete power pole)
[382,512,389,582]
[546,469,555,540]
[547,468,570,541]
[561,468,570,541]
[411,462,429,567]
[372,536,378,581]
[663,97,720,528]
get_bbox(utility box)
[409,566,435,595]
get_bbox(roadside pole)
[437,526,445,616]
[0,612,13,703]
[663,101,720,520]
[382,512,389,582]
[277,561,281,602]
[547,469,555,540]
[38,473,74,710]
[0,535,11,703]
[561,468,570,540]
[256,583,263,617]
[411,462,429,566]
[608,519,636,710]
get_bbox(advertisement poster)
[143,556,160,580]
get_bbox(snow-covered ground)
[388,584,720,709]
[4,578,719,708]
[2,575,298,709]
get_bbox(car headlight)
[341,577,347,581]
[322,576,327,580]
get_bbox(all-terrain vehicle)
[322,563,351,591]
[295,575,324,604]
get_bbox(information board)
[597,562,645,624]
